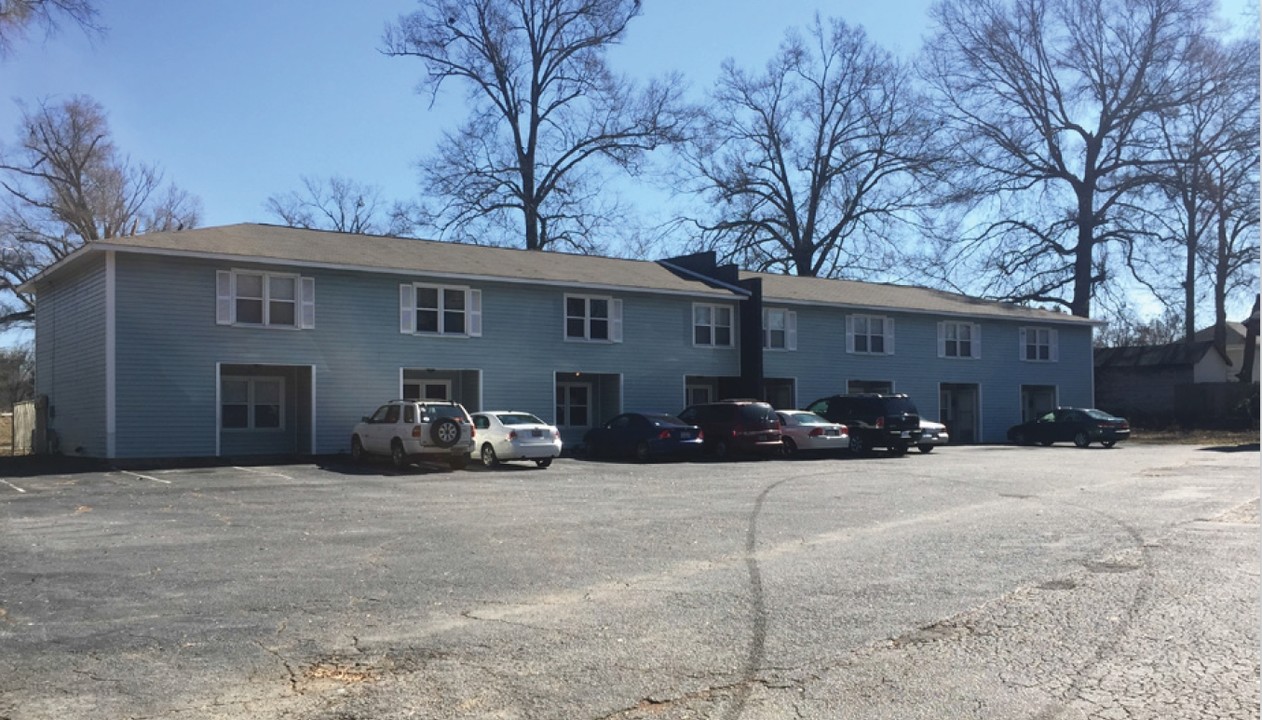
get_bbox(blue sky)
[0,0,945,229]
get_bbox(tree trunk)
[1070,198,1095,318]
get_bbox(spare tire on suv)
[803,394,922,456]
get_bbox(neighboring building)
[20,224,1097,459]
[1094,341,1233,426]
[1192,321,1260,384]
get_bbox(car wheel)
[782,438,798,457]
[1039,440,1054,447]
[350,435,364,462]
[431,418,461,448]
[535,458,553,468]
[713,439,731,460]
[918,444,933,454]
[1102,440,1117,449]
[849,434,868,456]
[390,439,408,469]
[480,443,499,467]
[634,441,652,462]
[1073,431,1091,448]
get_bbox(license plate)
[825,429,839,436]
[681,431,693,439]
[531,429,543,437]
[900,431,911,438]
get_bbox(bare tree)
[265,175,410,235]
[922,0,1213,318]
[0,0,100,57]
[1126,35,1260,346]
[383,0,689,252]
[0,95,201,327]
[679,16,939,278]
[0,341,33,409]
[1093,302,1184,348]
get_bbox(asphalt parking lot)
[1,444,1258,720]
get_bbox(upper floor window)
[847,314,894,355]
[216,270,314,328]
[939,321,980,359]
[763,308,797,350]
[694,303,734,347]
[1020,327,1058,362]
[400,283,482,337]
[565,294,623,342]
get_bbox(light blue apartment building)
[22,224,1096,459]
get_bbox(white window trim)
[564,294,623,343]
[1019,327,1059,362]
[555,381,593,428]
[693,302,736,348]
[938,321,981,359]
[846,314,895,355]
[762,308,797,351]
[216,269,314,329]
[220,375,286,432]
[400,283,483,338]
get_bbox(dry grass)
[1129,428,1259,446]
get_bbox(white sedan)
[917,419,949,453]
[470,411,563,468]
[775,410,849,456]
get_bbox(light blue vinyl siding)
[765,307,1093,442]
[110,253,740,457]
[34,255,107,456]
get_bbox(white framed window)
[1020,327,1058,362]
[763,308,797,350]
[565,294,623,342]
[556,382,591,427]
[938,321,980,359]
[686,383,714,406]
[846,314,894,355]
[399,283,482,337]
[403,380,450,401]
[694,303,734,347]
[216,270,314,328]
[221,376,284,430]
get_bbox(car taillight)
[658,430,671,440]
[809,427,823,437]
[508,430,517,440]
[838,424,848,434]
[876,417,885,429]
[697,430,704,440]
[411,425,422,438]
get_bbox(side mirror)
[361,416,370,422]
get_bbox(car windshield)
[423,405,466,420]
[1084,409,1117,421]
[738,404,775,422]
[497,413,544,425]
[786,412,826,425]
[882,397,918,415]
[645,413,686,427]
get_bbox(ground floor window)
[556,382,591,427]
[404,380,450,401]
[221,376,284,430]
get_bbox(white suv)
[351,400,476,470]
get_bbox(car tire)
[635,441,651,462]
[449,455,469,471]
[431,418,461,448]
[1102,440,1117,449]
[782,438,798,457]
[713,439,731,460]
[480,443,499,467]
[350,435,364,462]
[1040,439,1054,446]
[918,444,933,453]
[535,458,553,468]
[849,434,868,456]
[1073,431,1091,448]
[390,439,408,469]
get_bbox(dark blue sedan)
[582,413,704,461]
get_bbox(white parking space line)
[0,479,26,493]
[118,470,171,485]
[233,466,294,480]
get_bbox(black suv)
[678,400,783,459]
[804,394,922,455]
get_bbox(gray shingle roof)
[34,223,1095,324]
[746,271,1091,325]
